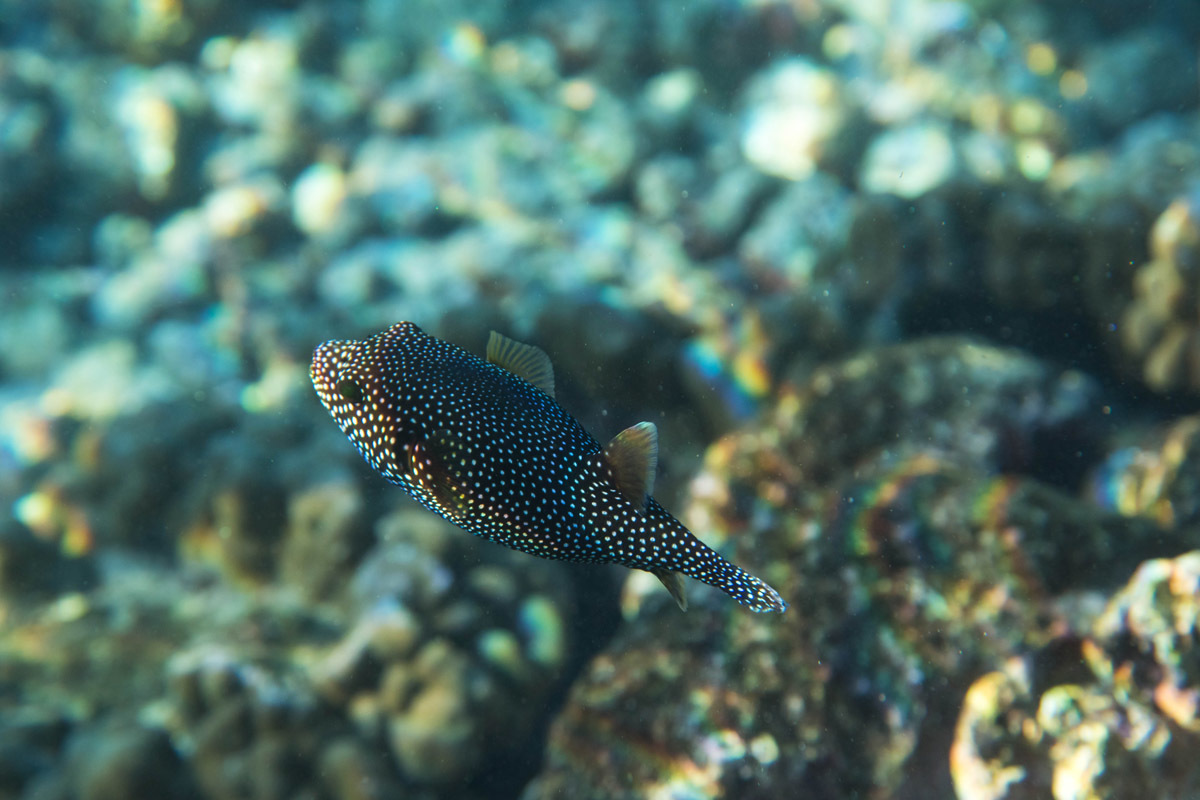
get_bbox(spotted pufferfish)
[310,321,787,613]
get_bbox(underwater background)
[1,0,1199,798]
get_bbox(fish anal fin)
[603,421,658,508]
[651,568,688,611]
[487,331,555,399]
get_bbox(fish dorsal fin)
[603,421,658,508]
[487,331,555,399]
[651,568,688,611]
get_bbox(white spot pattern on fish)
[311,321,786,613]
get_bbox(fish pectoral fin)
[603,422,658,509]
[487,331,556,399]
[411,437,472,521]
[651,568,688,611]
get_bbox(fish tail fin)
[721,565,787,613]
[641,500,787,613]
[697,558,788,613]
[737,570,788,613]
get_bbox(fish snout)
[311,339,363,405]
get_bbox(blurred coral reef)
[1,0,1199,798]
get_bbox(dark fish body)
[311,321,786,613]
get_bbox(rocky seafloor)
[1,0,1199,798]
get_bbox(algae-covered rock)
[1118,194,1200,393]
[1087,413,1200,530]
[772,337,1100,487]
[311,510,576,788]
[525,338,1176,798]
[952,551,1200,800]
[168,653,408,800]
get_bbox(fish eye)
[336,378,363,403]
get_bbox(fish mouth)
[310,339,362,406]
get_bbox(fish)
[310,321,787,613]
